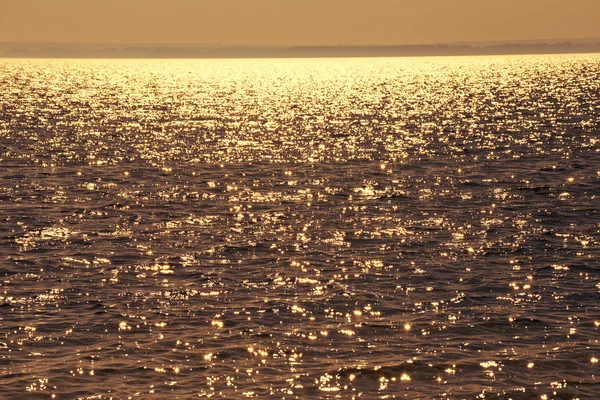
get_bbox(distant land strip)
[1,41,600,58]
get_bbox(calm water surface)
[1,55,599,399]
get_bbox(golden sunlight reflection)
[0,54,599,398]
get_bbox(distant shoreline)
[1,41,600,59]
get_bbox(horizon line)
[2,40,600,59]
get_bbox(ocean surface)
[1,54,599,399]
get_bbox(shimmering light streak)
[0,54,599,399]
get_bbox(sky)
[1,0,599,47]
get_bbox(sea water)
[0,55,599,398]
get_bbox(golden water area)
[0,55,599,398]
